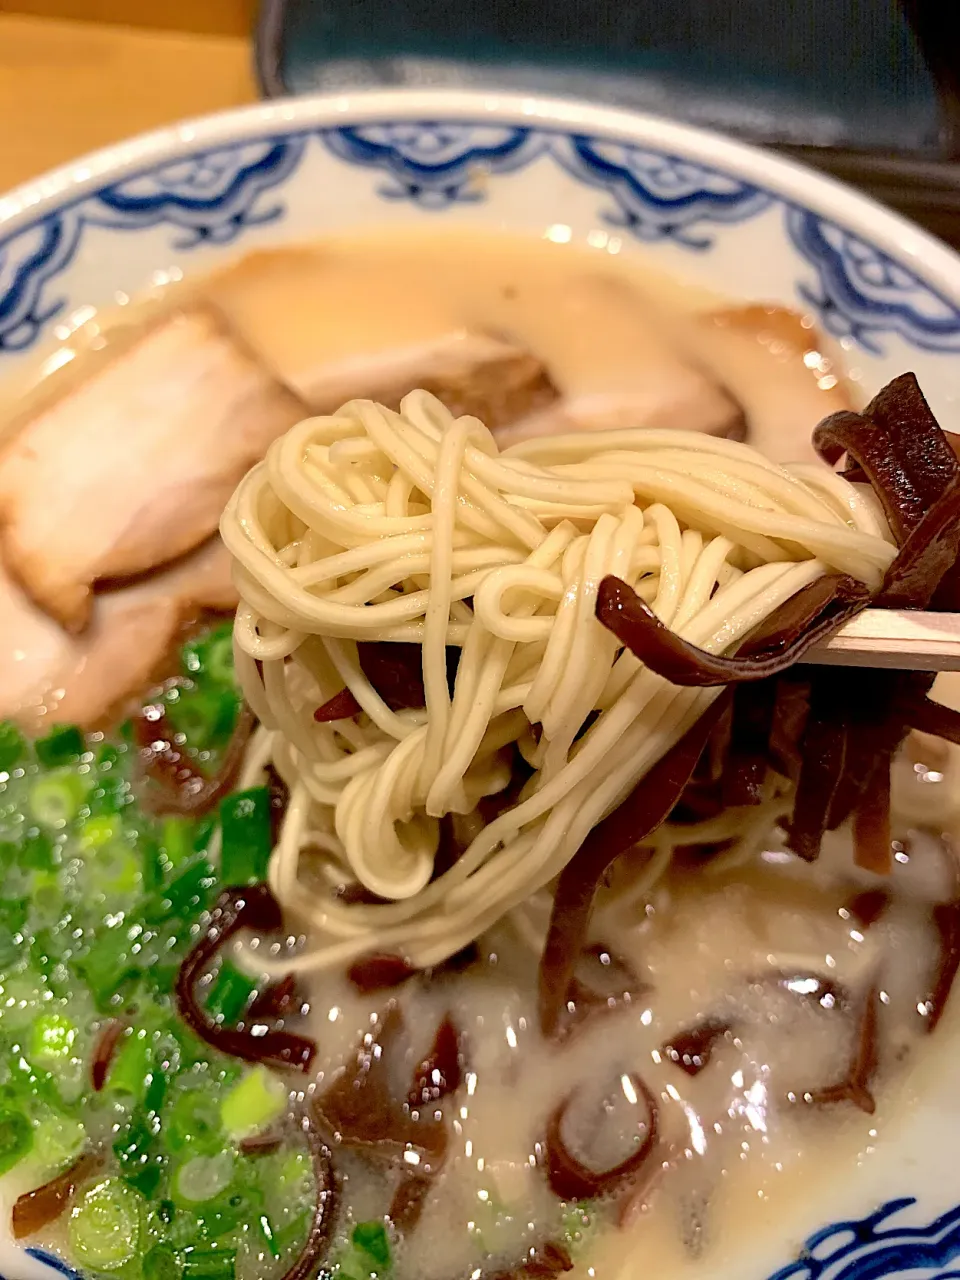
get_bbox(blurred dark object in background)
[256,0,960,248]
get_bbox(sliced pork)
[208,246,741,443]
[677,305,854,464]
[209,248,556,428]
[0,307,304,631]
[491,276,744,446]
[0,537,239,730]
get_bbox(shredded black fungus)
[90,1018,127,1092]
[928,901,960,1033]
[538,693,732,1036]
[136,699,255,816]
[12,1150,102,1239]
[545,1073,659,1201]
[486,1242,575,1279]
[662,1019,732,1077]
[536,373,960,1049]
[248,972,302,1021]
[278,1110,339,1280]
[596,572,870,687]
[802,987,879,1115]
[174,885,316,1071]
[346,953,419,994]
[313,1004,461,1233]
[314,687,363,722]
[846,889,891,929]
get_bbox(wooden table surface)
[0,11,258,192]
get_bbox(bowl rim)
[2,86,960,301]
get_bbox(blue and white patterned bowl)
[2,89,960,1280]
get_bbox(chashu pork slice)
[676,305,855,464]
[489,275,744,447]
[0,536,239,731]
[207,247,558,429]
[0,306,305,632]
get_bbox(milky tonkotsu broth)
[0,227,954,1280]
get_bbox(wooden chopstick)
[804,610,960,672]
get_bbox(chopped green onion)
[79,814,122,851]
[124,1154,165,1199]
[160,818,195,869]
[77,922,142,1011]
[0,1108,32,1174]
[0,970,51,1030]
[88,766,131,817]
[28,869,63,923]
[181,1246,236,1279]
[31,1110,85,1173]
[561,1201,595,1258]
[21,828,57,872]
[144,1243,183,1280]
[141,836,167,894]
[7,1040,73,1113]
[165,1087,225,1156]
[145,858,216,924]
[219,789,271,886]
[169,688,238,752]
[113,1108,157,1177]
[29,770,88,828]
[172,1151,235,1206]
[0,721,26,772]
[353,1220,392,1271]
[219,1066,286,1141]
[104,1029,152,1100]
[205,962,257,1025]
[183,627,235,686]
[68,1177,144,1271]
[0,896,27,966]
[29,1011,78,1066]
[84,839,141,898]
[36,725,84,769]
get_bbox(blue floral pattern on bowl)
[1,121,959,358]
[0,138,304,352]
[768,1199,960,1280]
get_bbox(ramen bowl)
[1,89,960,1280]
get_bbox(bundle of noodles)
[219,373,960,996]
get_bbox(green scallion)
[0,1108,32,1175]
[144,1243,184,1280]
[169,688,238,753]
[172,1150,235,1206]
[35,725,84,769]
[0,722,26,772]
[77,922,142,1011]
[21,828,58,872]
[181,1245,236,1280]
[205,962,257,1026]
[145,858,216,924]
[219,1066,287,1141]
[160,817,195,869]
[29,770,88,828]
[29,1011,78,1067]
[164,1087,225,1156]
[219,788,271,886]
[183,626,235,686]
[68,1177,144,1271]
[31,1109,85,1174]
[104,1029,152,1100]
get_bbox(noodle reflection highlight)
[220,391,896,972]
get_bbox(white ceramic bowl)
[2,89,960,1280]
